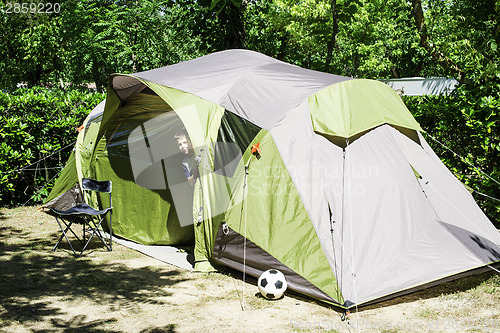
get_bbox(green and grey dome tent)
[45,49,500,309]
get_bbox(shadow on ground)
[0,221,186,332]
[30,317,177,333]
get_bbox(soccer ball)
[257,269,288,300]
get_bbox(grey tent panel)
[334,125,500,305]
[114,50,352,129]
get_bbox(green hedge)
[0,87,105,207]
[404,86,500,228]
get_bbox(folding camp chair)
[50,178,113,257]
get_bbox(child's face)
[177,136,192,155]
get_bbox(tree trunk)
[226,3,246,49]
[391,66,400,79]
[411,0,467,84]
[132,0,139,73]
[325,0,339,71]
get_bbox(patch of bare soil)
[0,206,499,332]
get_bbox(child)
[174,130,199,186]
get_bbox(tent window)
[214,111,262,177]
[217,111,261,153]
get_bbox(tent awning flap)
[309,79,423,138]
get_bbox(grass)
[244,292,275,310]
[0,206,190,332]
[418,309,441,319]
[1,206,301,331]
[1,206,499,332]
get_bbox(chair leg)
[109,211,113,251]
[53,212,112,257]
[78,215,112,256]
[53,216,78,256]
[93,216,112,251]
[52,220,69,252]
[93,213,112,251]
[79,231,93,257]
[59,217,83,243]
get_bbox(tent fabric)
[45,100,107,207]
[333,125,500,305]
[113,50,351,129]
[45,49,500,309]
[269,100,344,279]
[43,152,81,210]
[80,93,195,245]
[309,79,423,138]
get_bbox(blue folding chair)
[50,178,113,257]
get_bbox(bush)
[0,87,105,207]
[404,85,500,228]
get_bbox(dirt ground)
[0,206,499,332]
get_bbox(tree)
[0,0,65,90]
[404,0,500,225]
[411,0,467,84]
[410,0,500,86]
[243,0,360,72]
[61,0,208,91]
[1,0,212,92]
[207,0,247,49]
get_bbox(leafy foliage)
[60,0,209,90]
[0,87,104,206]
[419,0,500,85]
[0,0,209,92]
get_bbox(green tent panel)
[45,50,500,309]
[93,148,193,245]
[309,79,422,138]
[222,130,344,304]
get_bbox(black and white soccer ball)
[257,269,288,300]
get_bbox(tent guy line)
[6,141,76,174]
[423,131,500,187]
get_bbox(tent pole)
[241,164,249,311]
